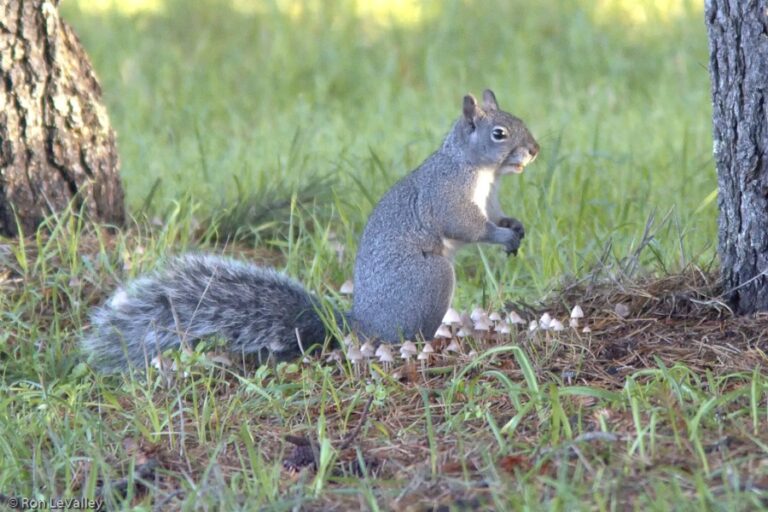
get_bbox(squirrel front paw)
[498,217,525,240]
[504,234,522,256]
[497,218,524,256]
[499,227,523,256]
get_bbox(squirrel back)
[82,89,538,371]
[83,254,335,372]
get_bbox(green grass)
[61,0,716,299]
[2,0,764,510]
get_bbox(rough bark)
[0,0,124,238]
[705,0,768,314]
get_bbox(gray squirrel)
[83,89,539,372]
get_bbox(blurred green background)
[61,0,714,300]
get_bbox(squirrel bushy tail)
[83,254,336,372]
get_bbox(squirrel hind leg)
[352,253,454,343]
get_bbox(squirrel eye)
[491,127,508,141]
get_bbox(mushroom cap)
[400,340,418,356]
[339,279,354,295]
[457,327,472,337]
[445,339,462,353]
[422,342,435,354]
[539,312,553,330]
[442,308,462,325]
[375,344,393,358]
[470,307,488,323]
[377,349,395,363]
[507,311,526,325]
[498,324,512,334]
[570,305,584,319]
[569,318,580,328]
[417,351,430,361]
[528,320,538,332]
[347,346,363,362]
[582,325,592,333]
[550,319,565,331]
[434,324,452,338]
[360,341,376,357]
[474,318,491,331]
[489,312,502,322]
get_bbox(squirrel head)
[454,89,540,175]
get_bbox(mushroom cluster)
[336,304,591,375]
[526,305,591,335]
[435,306,527,346]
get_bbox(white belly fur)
[472,167,496,219]
[443,168,498,258]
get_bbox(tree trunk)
[705,0,768,314]
[0,0,124,238]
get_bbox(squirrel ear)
[482,89,499,111]
[463,94,480,128]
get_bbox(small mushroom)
[474,318,492,333]
[507,311,526,325]
[582,325,592,333]
[460,311,473,329]
[417,344,434,370]
[347,346,364,375]
[376,345,394,369]
[470,306,488,323]
[489,312,502,324]
[347,345,363,362]
[570,305,584,319]
[569,318,580,329]
[528,320,538,332]
[445,339,462,353]
[417,351,430,368]
[550,319,565,332]
[360,341,376,358]
[400,340,418,357]
[442,308,462,326]
[457,327,472,338]
[497,323,511,335]
[339,280,354,295]
[539,313,553,330]
[434,324,452,338]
